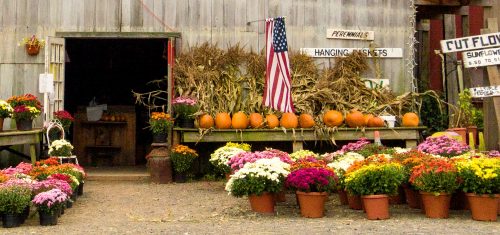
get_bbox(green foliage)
[0,186,32,214]
[170,152,196,173]
[413,171,459,194]
[471,108,483,129]
[355,144,395,157]
[460,168,500,195]
[345,163,405,196]
[420,94,448,135]
[228,176,284,197]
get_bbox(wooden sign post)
[440,17,500,150]
[481,18,500,150]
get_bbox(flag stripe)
[263,18,295,113]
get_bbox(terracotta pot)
[296,191,328,218]
[347,194,363,210]
[420,192,451,218]
[388,188,405,205]
[225,173,231,181]
[450,191,469,210]
[0,118,4,131]
[447,127,467,144]
[403,185,420,209]
[338,190,349,205]
[248,192,275,214]
[362,194,390,220]
[466,193,498,221]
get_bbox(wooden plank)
[177,127,423,143]
[483,19,500,150]
[444,14,460,117]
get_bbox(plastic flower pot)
[420,192,451,219]
[362,194,390,220]
[338,190,349,205]
[347,194,363,210]
[38,211,58,226]
[466,193,499,221]
[296,191,328,218]
[248,192,275,214]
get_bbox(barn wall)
[0,0,414,104]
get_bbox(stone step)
[85,166,150,181]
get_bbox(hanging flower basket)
[25,44,40,56]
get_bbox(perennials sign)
[326,29,374,40]
[300,48,403,58]
[440,32,500,53]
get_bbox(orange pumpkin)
[215,112,232,129]
[199,114,214,129]
[346,110,365,127]
[266,114,280,129]
[367,116,385,127]
[402,112,419,127]
[323,110,343,127]
[363,114,374,127]
[299,113,315,128]
[231,112,248,129]
[280,112,299,128]
[249,113,264,128]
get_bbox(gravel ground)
[4,180,499,235]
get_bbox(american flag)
[263,17,295,113]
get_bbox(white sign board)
[38,73,54,93]
[326,29,375,40]
[462,47,500,68]
[470,85,500,98]
[440,32,500,53]
[300,48,403,58]
[363,79,390,89]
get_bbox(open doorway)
[65,38,169,166]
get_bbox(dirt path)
[5,181,499,234]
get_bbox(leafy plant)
[409,158,459,194]
[355,143,395,157]
[285,167,338,193]
[170,145,198,173]
[345,163,404,196]
[456,157,500,195]
[420,94,448,135]
[225,158,290,197]
[148,112,174,134]
[0,100,13,118]
[172,96,199,119]
[0,185,32,214]
[32,188,68,215]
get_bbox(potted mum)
[53,110,75,134]
[409,158,459,218]
[344,163,405,220]
[210,143,249,178]
[32,188,68,226]
[457,157,500,221]
[7,94,43,131]
[170,144,198,183]
[0,99,13,131]
[48,139,74,157]
[172,96,198,128]
[148,112,174,143]
[417,135,470,158]
[225,157,290,214]
[327,152,365,205]
[286,167,338,218]
[0,184,32,228]
[19,35,45,56]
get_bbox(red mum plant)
[409,158,459,194]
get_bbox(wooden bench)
[173,127,426,152]
[0,129,43,163]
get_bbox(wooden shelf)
[81,121,127,125]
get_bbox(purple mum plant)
[417,135,470,158]
[285,167,338,193]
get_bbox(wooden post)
[167,37,175,148]
[481,18,500,150]
[444,14,460,116]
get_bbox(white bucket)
[380,115,396,128]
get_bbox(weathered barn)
[0,0,498,166]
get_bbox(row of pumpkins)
[196,110,420,129]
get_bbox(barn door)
[44,37,65,121]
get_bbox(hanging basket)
[25,44,41,56]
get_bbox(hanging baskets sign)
[300,48,403,58]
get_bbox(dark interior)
[65,38,169,165]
